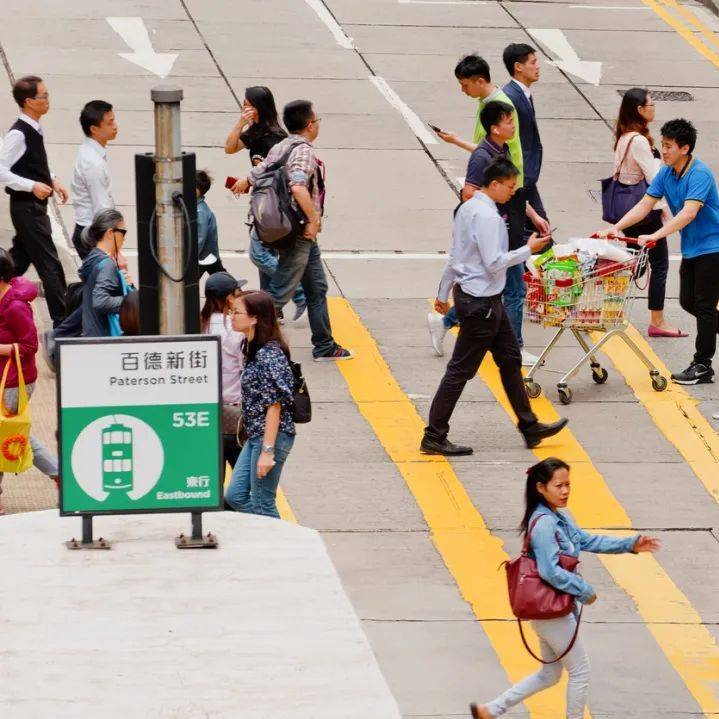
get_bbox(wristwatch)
[261,444,275,455]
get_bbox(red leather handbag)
[503,515,583,663]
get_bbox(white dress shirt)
[71,137,114,226]
[438,192,531,301]
[0,114,45,192]
[512,78,533,102]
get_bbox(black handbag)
[290,361,311,424]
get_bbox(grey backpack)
[250,141,309,248]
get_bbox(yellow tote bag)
[0,343,33,474]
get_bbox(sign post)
[57,335,222,549]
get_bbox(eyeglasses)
[113,228,128,237]
[233,310,249,316]
[310,117,322,124]
[33,93,49,100]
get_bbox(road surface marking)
[398,0,488,4]
[590,325,719,503]
[303,0,355,49]
[369,76,439,145]
[328,297,596,717]
[454,319,719,714]
[106,17,178,78]
[568,4,649,7]
[527,28,602,85]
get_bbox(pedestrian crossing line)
[328,298,590,718]
[223,466,297,524]
[590,324,719,504]
[472,338,719,714]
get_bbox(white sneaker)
[713,411,719,420]
[427,312,448,356]
[521,350,541,367]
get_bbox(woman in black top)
[224,86,306,321]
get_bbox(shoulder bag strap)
[0,344,28,417]
[522,513,549,553]
[614,133,639,180]
[268,140,310,173]
[518,605,583,664]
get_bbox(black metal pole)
[82,515,93,545]
[191,512,202,540]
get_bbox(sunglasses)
[113,228,128,237]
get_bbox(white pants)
[0,384,58,495]
[486,613,590,719]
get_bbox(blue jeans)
[270,238,335,358]
[225,431,295,518]
[502,263,526,347]
[249,232,306,307]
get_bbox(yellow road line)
[642,0,719,68]
[223,465,297,523]
[328,298,587,717]
[474,338,719,714]
[590,325,719,503]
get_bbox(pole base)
[175,532,218,549]
[66,537,111,550]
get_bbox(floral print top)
[241,341,295,439]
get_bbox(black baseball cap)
[204,272,247,298]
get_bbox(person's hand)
[434,299,450,315]
[597,225,623,239]
[527,232,551,253]
[436,129,458,145]
[532,215,551,236]
[117,251,128,271]
[122,269,135,288]
[256,451,275,479]
[633,535,661,553]
[53,179,69,204]
[32,182,53,200]
[303,217,321,240]
[636,234,658,247]
[584,594,598,605]
[231,178,250,196]
[238,106,256,128]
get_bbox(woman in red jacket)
[0,249,58,514]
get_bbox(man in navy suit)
[502,43,548,366]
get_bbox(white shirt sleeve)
[0,129,35,192]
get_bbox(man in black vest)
[0,75,68,325]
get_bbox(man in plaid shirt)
[241,100,353,361]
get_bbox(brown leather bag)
[503,514,582,663]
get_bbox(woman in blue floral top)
[225,291,295,518]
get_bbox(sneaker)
[39,329,56,374]
[427,312,448,356]
[277,308,285,325]
[293,301,307,322]
[713,412,719,420]
[314,345,354,362]
[671,362,714,385]
[521,349,541,367]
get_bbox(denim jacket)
[527,504,639,604]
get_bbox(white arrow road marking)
[303,0,355,49]
[106,17,178,78]
[369,76,438,145]
[527,28,602,85]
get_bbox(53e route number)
[172,411,210,428]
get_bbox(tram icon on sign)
[101,422,134,492]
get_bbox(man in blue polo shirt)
[608,118,719,384]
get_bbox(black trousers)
[9,198,67,326]
[424,287,538,442]
[679,252,719,366]
[71,223,90,259]
[626,214,668,312]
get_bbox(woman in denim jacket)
[472,457,660,719]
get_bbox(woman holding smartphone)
[224,86,306,321]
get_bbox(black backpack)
[250,141,309,249]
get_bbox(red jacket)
[0,277,39,389]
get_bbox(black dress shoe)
[420,437,474,456]
[521,418,569,449]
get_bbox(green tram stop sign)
[57,335,222,518]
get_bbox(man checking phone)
[421,157,568,456]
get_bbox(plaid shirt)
[248,134,321,214]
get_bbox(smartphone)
[429,124,444,134]
[225,176,238,190]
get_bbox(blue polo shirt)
[646,158,719,259]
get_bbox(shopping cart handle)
[590,233,657,249]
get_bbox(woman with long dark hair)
[613,88,685,337]
[224,87,306,321]
[225,291,295,517]
[471,458,660,719]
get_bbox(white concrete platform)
[0,510,401,719]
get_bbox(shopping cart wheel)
[525,380,542,399]
[591,367,609,384]
[651,375,668,392]
[558,386,573,405]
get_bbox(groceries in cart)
[525,237,639,329]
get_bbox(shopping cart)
[523,237,668,405]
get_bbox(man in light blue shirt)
[421,157,567,456]
[608,118,719,385]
